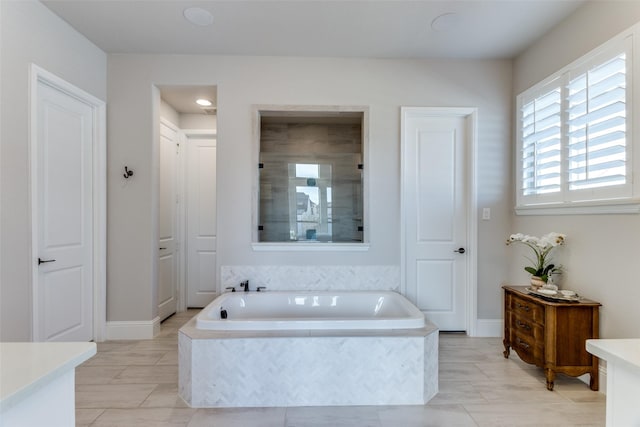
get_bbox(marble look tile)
[76,408,105,425]
[439,362,491,382]
[141,384,190,408]
[438,348,496,363]
[111,365,178,384]
[133,338,178,351]
[75,319,604,427]
[184,335,432,407]
[96,341,139,353]
[91,408,196,427]
[76,384,157,408]
[75,365,126,384]
[464,401,605,426]
[221,265,400,291]
[378,404,478,427]
[285,406,381,427]
[478,386,571,404]
[84,350,166,366]
[428,381,488,405]
[188,407,286,427]
[156,350,179,365]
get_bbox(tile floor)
[75,309,605,426]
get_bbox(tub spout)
[240,280,249,292]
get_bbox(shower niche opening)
[254,107,367,244]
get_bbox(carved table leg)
[545,369,556,391]
[502,338,510,358]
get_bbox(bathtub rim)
[194,290,427,332]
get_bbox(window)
[516,34,637,213]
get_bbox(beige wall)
[107,54,513,324]
[512,2,640,338]
[0,0,107,340]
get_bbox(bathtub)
[196,291,425,331]
[179,290,438,408]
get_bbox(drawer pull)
[516,302,530,312]
[516,320,531,331]
[516,338,530,350]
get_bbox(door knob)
[453,247,466,254]
[38,257,56,265]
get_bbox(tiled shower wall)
[221,265,400,292]
[259,122,363,243]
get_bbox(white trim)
[475,319,502,337]
[516,24,639,211]
[105,317,161,340]
[29,64,107,342]
[515,199,640,215]
[400,107,479,336]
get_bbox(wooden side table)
[503,285,601,391]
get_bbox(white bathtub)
[195,291,425,331]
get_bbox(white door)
[158,120,179,321]
[34,80,94,341]
[402,109,470,331]
[186,137,217,307]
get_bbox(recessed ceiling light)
[183,7,214,27]
[196,98,213,107]
[431,12,459,32]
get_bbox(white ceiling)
[159,85,218,114]
[43,0,585,59]
[41,0,586,113]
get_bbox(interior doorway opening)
[156,85,218,320]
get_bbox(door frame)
[400,107,478,336]
[29,64,107,342]
[181,129,217,310]
[158,117,182,319]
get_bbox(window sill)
[251,242,370,252]
[515,200,640,215]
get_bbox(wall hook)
[123,166,134,179]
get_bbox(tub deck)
[179,316,439,408]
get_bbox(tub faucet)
[240,280,249,292]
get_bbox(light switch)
[482,207,491,220]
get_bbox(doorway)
[401,107,478,333]
[157,86,217,316]
[30,65,106,342]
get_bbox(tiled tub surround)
[220,265,400,292]
[179,318,439,408]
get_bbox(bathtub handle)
[257,286,267,292]
[225,287,236,293]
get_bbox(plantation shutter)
[567,50,628,194]
[520,82,562,199]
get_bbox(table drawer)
[511,331,543,365]
[510,294,544,324]
[510,313,544,341]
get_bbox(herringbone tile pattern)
[76,310,605,426]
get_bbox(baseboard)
[474,318,502,337]
[105,316,161,340]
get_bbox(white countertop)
[586,339,640,376]
[0,342,96,412]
